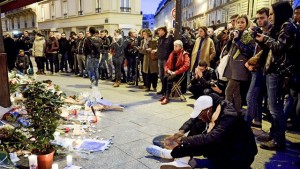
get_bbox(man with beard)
[46,32,59,75]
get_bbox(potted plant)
[22,81,65,169]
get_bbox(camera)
[251,26,263,38]
[209,80,218,87]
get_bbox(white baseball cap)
[190,96,213,118]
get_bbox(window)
[17,18,20,29]
[78,0,83,15]
[32,16,35,27]
[11,18,14,29]
[63,1,68,17]
[25,20,27,28]
[5,20,8,31]
[95,0,101,13]
[51,2,55,19]
[120,0,130,12]
[41,6,45,21]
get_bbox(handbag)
[216,45,229,81]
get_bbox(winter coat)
[32,36,46,57]
[190,37,216,71]
[223,31,255,81]
[157,34,174,60]
[16,54,30,69]
[46,37,59,53]
[139,38,158,74]
[179,99,258,169]
[263,1,295,74]
[110,36,124,59]
[58,37,69,54]
[164,49,190,75]
[190,67,217,88]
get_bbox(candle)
[52,163,58,169]
[28,155,37,169]
[66,155,72,167]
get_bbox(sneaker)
[160,158,192,169]
[146,145,173,159]
[260,139,286,151]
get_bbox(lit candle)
[66,155,72,167]
[28,155,37,169]
[52,163,58,169]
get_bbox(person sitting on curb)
[147,94,257,169]
[159,40,190,105]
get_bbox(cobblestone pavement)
[34,73,300,169]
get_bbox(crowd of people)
[3,1,300,168]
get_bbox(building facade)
[154,0,175,29]
[155,0,295,30]
[2,0,142,37]
[142,14,155,31]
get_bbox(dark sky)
[141,0,161,14]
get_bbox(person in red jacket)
[160,40,190,105]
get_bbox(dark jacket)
[263,1,294,74]
[100,36,111,53]
[124,37,139,58]
[84,35,101,58]
[17,36,33,52]
[58,37,69,54]
[190,67,217,88]
[46,37,59,53]
[223,31,255,81]
[110,36,124,58]
[157,34,174,60]
[16,54,30,69]
[178,99,257,169]
[75,38,85,54]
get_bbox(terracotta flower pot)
[37,151,54,169]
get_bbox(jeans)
[266,73,286,145]
[86,55,100,86]
[285,74,300,128]
[35,57,45,70]
[46,52,59,73]
[126,56,136,82]
[113,56,124,82]
[158,59,167,83]
[59,53,68,72]
[225,79,242,113]
[245,70,265,125]
[99,52,109,78]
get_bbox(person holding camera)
[255,2,298,150]
[223,14,255,114]
[244,7,273,129]
[188,61,219,99]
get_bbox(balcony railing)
[120,7,131,12]
[78,11,83,15]
[95,8,101,13]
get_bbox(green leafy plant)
[0,127,31,152]
[22,81,65,154]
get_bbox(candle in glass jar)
[28,155,37,169]
[66,155,72,167]
[52,163,58,169]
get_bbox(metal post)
[174,0,182,40]
[0,7,12,108]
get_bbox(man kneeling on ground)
[147,94,257,169]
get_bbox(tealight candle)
[66,155,72,167]
[28,155,37,169]
[52,163,58,169]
